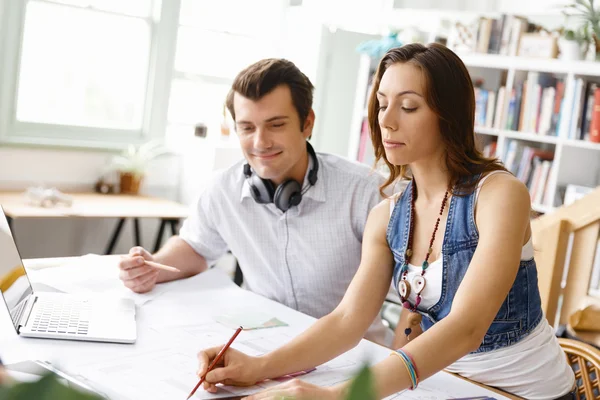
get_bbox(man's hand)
[118,247,159,293]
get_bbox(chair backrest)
[559,338,600,400]
[531,187,600,327]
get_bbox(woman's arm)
[199,199,396,386]
[363,174,532,398]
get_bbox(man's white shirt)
[179,152,392,345]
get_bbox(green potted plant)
[0,372,103,400]
[110,140,171,195]
[563,0,600,60]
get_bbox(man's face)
[234,85,314,186]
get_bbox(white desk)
[0,256,515,400]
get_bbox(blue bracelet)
[394,349,419,389]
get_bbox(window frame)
[0,0,181,150]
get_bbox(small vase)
[119,173,143,195]
[559,38,583,61]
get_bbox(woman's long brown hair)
[368,43,506,197]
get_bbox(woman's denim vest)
[388,179,543,353]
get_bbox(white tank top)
[389,172,574,399]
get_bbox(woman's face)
[376,62,443,166]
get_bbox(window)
[165,0,283,150]
[17,1,151,129]
[0,0,287,149]
[0,0,168,148]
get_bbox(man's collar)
[240,154,325,203]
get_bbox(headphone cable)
[283,212,300,310]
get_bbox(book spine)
[589,87,600,143]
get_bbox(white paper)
[26,254,165,306]
[26,254,236,307]
[70,326,373,400]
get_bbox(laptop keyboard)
[29,297,91,336]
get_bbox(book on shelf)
[482,141,497,158]
[506,85,523,131]
[587,85,600,143]
[476,18,493,54]
[503,140,554,206]
[465,14,531,56]
[472,72,600,145]
[517,72,563,136]
[493,86,505,129]
[558,78,600,142]
[485,91,496,128]
[474,88,489,127]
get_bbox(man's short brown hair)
[226,59,314,130]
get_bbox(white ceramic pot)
[558,38,583,61]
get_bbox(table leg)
[169,219,179,235]
[105,218,126,255]
[133,218,142,247]
[153,219,168,253]
[152,219,180,253]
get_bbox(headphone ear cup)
[249,175,276,204]
[273,180,302,212]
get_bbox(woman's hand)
[197,346,265,392]
[242,379,341,400]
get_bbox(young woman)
[196,43,576,400]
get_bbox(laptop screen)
[0,206,34,331]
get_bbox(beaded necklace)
[399,180,449,341]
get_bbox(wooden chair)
[559,338,600,400]
[531,187,600,345]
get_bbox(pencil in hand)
[186,326,243,399]
[144,260,180,273]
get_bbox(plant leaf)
[575,0,594,12]
[345,365,377,400]
[0,373,102,400]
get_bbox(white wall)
[177,136,243,207]
[312,28,377,156]
[302,0,568,36]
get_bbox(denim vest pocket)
[480,319,522,350]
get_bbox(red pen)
[186,326,243,399]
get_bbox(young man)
[118,59,392,345]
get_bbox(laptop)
[0,206,136,344]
